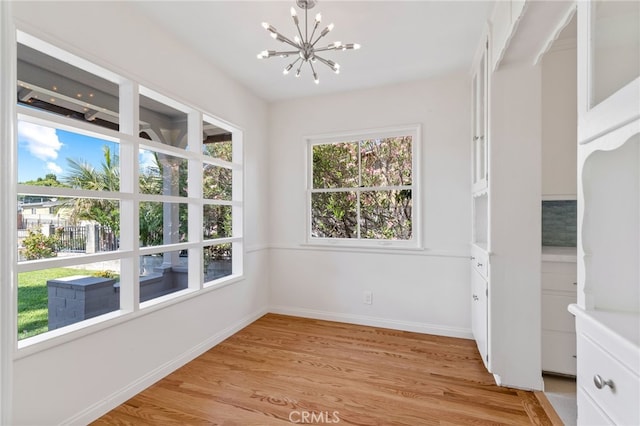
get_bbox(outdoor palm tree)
[63,145,120,236]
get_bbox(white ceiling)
[132,1,494,102]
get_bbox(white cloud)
[46,162,63,174]
[139,149,157,171]
[18,121,62,161]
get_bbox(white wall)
[268,76,473,337]
[9,2,270,424]
[541,35,577,197]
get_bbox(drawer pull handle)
[477,262,483,267]
[470,256,476,260]
[472,294,479,301]
[593,374,614,390]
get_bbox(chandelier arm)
[310,30,330,48]
[294,17,305,44]
[309,60,319,83]
[313,55,331,68]
[273,50,301,56]
[273,31,301,49]
[313,55,339,73]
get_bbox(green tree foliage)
[312,136,412,240]
[203,141,233,256]
[63,145,120,235]
[20,173,67,187]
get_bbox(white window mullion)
[118,80,139,312]
[1,3,17,422]
[230,130,244,277]
[187,110,203,290]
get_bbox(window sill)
[293,243,466,258]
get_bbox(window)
[15,32,243,345]
[308,126,419,247]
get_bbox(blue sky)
[17,121,118,183]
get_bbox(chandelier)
[257,0,360,84]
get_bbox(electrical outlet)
[363,291,373,305]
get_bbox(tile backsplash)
[542,200,577,247]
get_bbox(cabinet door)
[472,39,488,193]
[578,0,640,143]
[471,268,489,368]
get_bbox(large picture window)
[15,32,243,346]
[308,126,419,247]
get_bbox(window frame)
[12,29,244,354]
[306,124,421,249]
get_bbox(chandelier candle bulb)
[257,0,360,84]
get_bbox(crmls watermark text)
[289,410,340,424]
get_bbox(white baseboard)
[269,305,473,340]
[64,307,269,425]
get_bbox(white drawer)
[542,260,577,275]
[542,261,576,292]
[542,329,576,375]
[542,294,576,333]
[577,388,614,425]
[578,334,640,426]
[542,272,577,293]
[470,246,488,278]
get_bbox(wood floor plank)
[93,314,556,425]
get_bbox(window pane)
[204,243,232,282]
[139,250,188,303]
[139,94,188,149]
[18,196,120,261]
[203,205,232,239]
[311,192,357,238]
[203,119,232,161]
[17,43,119,130]
[203,164,232,200]
[139,202,188,247]
[19,261,121,340]
[313,142,359,189]
[360,136,412,187]
[18,121,119,189]
[139,149,188,196]
[360,190,412,240]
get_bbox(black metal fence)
[18,223,118,254]
[55,225,87,253]
[95,225,118,252]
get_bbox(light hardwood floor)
[94,314,555,425]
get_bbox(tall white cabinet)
[569,0,640,424]
[470,34,490,371]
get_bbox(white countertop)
[542,246,577,262]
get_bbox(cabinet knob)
[472,294,479,301]
[593,374,615,390]
[470,256,476,260]
[477,262,483,267]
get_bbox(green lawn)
[18,268,88,340]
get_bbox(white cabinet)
[471,36,488,194]
[471,246,489,369]
[573,0,640,424]
[541,259,577,376]
[470,32,491,373]
[570,306,640,426]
